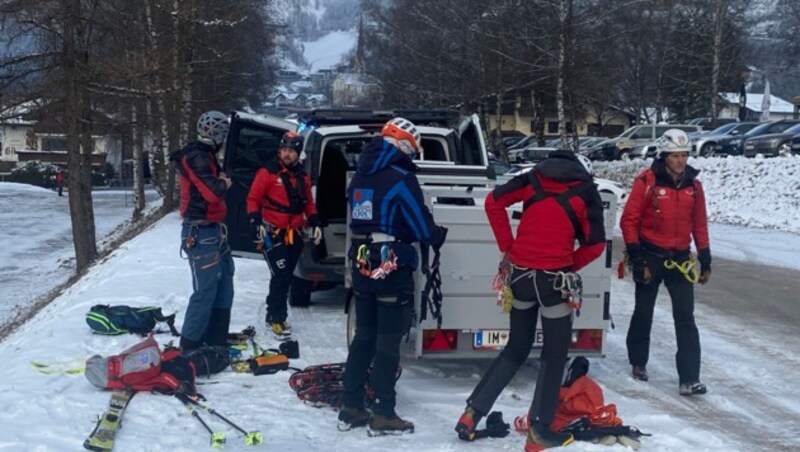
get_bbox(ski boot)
[337,406,370,431]
[632,365,649,382]
[525,422,574,451]
[455,406,483,441]
[679,381,707,396]
[367,413,414,436]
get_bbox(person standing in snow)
[55,170,65,196]
[338,118,447,436]
[620,128,711,396]
[246,131,320,339]
[169,110,234,352]
[455,151,606,451]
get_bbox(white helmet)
[577,154,594,176]
[197,110,230,146]
[656,129,691,158]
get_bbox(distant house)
[0,103,110,172]
[719,92,797,121]
[332,72,381,107]
[486,99,634,139]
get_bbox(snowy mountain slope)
[1,211,799,451]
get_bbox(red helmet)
[279,131,303,153]
[381,117,422,157]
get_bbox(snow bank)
[596,156,800,234]
[0,181,55,194]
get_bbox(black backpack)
[85,305,180,336]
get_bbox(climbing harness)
[664,257,699,284]
[549,271,584,316]
[355,244,398,280]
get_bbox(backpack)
[85,335,196,394]
[182,345,232,378]
[86,305,180,337]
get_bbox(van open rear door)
[222,111,294,258]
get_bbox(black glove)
[248,212,262,241]
[480,411,510,439]
[697,248,711,274]
[627,244,651,284]
[697,248,711,284]
[307,214,320,228]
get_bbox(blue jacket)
[348,137,445,269]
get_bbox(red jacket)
[485,152,606,271]
[246,159,317,229]
[170,141,227,223]
[620,161,710,253]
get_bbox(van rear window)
[231,127,282,176]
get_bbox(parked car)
[222,109,489,306]
[508,145,558,163]
[715,120,800,156]
[504,163,628,206]
[641,122,760,158]
[505,134,537,153]
[742,123,800,157]
[687,117,739,131]
[593,124,702,160]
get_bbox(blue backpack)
[86,305,180,336]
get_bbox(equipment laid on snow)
[288,363,401,408]
[84,389,135,451]
[175,392,264,447]
[85,305,179,336]
[514,357,649,449]
[84,335,195,394]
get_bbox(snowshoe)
[367,414,414,436]
[679,381,707,396]
[337,406,371,431]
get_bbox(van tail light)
[570,329,603,351]
[422,329,458,351]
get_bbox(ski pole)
[180,398,226,448]
[180,394,264,446]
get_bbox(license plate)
[474,329,543,349]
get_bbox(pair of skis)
[83,390,262,450]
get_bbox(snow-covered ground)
[0,212,798,451]
[0,183,160,329]
[1,155,799,451]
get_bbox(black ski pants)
[342,266,414,416]
[468,269,572,426]
[626,252,701,384]
[262,236,304,323]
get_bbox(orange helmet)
[381,117,422,157]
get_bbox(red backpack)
[85,335,195,393]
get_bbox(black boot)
[180,335,202,352]
[205,309,231,346]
